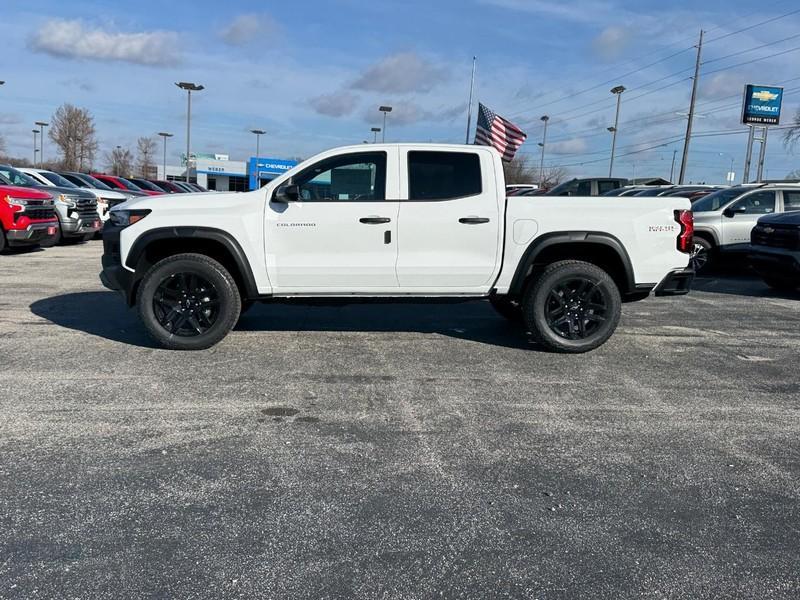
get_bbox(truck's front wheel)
[523,260,621,353]
[137,253,241,350]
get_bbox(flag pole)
[465,56,477,144]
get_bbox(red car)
[0,185,59,252]
[91,173,162,196]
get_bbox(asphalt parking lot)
[1,241,799,599]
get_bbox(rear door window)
[408,151,481,200]
[782,190,800,211]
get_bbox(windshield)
[77,174,113,190]
[131,178,162,192]
[42,171,78,188]
[116,177,143,191]
[0,165,40,187]
[692,187,749,212]
[635,187,673,197]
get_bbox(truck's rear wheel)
[137,253,241,350]
[523,260,621,353]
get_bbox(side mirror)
[723,206,744,218]
[274,184,300,203]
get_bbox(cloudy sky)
[2,0,799,181]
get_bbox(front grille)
[74,196,99,222]
[21,207,56,221]
[752,225,800,250]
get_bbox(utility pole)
[465,56,477,144]
[158,132,173,180]
[32,130,39,166]
[608,85,625,177]
[35,121,48,168]
[538,115,549,186]
[176,82,204,183]
[678,30,704,185]
[669,149,677,182]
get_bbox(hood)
[757,211,800,227]
[34,184,96,201]
[0,184,53,200]
[114,189,250,213]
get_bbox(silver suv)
[691,183,800,272]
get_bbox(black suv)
[750,211,800,291]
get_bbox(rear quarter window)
[408,151,482,200]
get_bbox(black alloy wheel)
[153,272,220,337]
[523,260,621,353]
[544,277,609,340]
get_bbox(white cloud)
[29,19,180,66]
[361,102,465,126]
[309,92,360,117]
[478,0,614,23]
[549,138,589,154]
[220,14,279,46]
[352,52,449,94]
[592,26,631,61]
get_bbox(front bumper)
[6,222,59,246]
[100,222,135,303]
[653,267,694,296]
[62,217,102,236]
[750,248,800,279]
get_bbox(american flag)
[474,103,527,162]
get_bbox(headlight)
[58,194,77,208]
[6,196,30,208]
[109,209,151,227]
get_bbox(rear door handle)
[459,217,490,224]
[359,217,391,224]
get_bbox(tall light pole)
[538,115,549,186]
[379,106,392,143]
[176,82,204,183]
[371,127,381,143]
[35,121,48,168]
[250,129,266,189]
[32,130,39,166]
[158,132,173,180]
[608,86,625,178]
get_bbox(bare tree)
[136,136,158,178]
[48,103,99,171]
[538,166,569,189]
[502,154,539,184]
[104,146,134,177]
[0,133,6,158]
[784,109,800,151]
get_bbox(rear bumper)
[653,267,694,296]
[6,222,59,246]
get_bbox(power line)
[704,8,800,44]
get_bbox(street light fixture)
[35,121,48,168]
[371,127,381,143]
[538,115,549,187]
[157,132,173,181]
[608,86,625,177]
[175,82,204,183]
[378,106,392,143]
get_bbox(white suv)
[691,183,800,272]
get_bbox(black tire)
[0,228,6,254]
[82,233,95,242]
[137,253,241,350]
[522,260,621,353]
[762,276,797,292]
[489,295,523,323]
[691,237,714,274]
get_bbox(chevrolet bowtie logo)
[752,90,779,102]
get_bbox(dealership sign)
[741,84,783,125]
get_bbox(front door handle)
[359,217,391,224]
[459,217,490,224]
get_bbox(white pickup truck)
[101,144,694,352]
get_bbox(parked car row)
[0,163,209,253]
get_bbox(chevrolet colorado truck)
[101,144,694,352]
[0,184,58,252]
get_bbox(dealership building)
[156,153,298,192]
